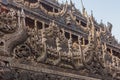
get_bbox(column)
[83,38,85,46]
[53,8,55,13]
[34,20,37,31]
[17,10,21,28]
[21,9,25,28]
[110,49,113,55]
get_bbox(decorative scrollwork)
[0,10,17,34]
[13,44,31,58]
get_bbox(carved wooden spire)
[81,0,85,16]
[70,0,74,6]
[17,10,21,28]
[91,10,94,20]
[90,13,95,42]
[21,9,25,28]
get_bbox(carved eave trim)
[14,0,40,8]
[69,11,89,32]
[39,1,68,17]
[29,2,39,8]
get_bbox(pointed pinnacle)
[21,9,25,17]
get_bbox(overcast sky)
[59,0,120,42]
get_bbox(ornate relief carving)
[0,1,120,79]
[13,44,31,58]
[0,9,28,56]
[0,9,17,35]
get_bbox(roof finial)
[21,9,25,27]
[70,0,73,5]
[91,10,93,16]
[21,9,25,18]
[101,19,103,24]
[91,10,94,20]
[70,0,75,11]
[66,0,68,4]
[81,0,85,16]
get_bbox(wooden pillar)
[62,28,65,37]
[83,38,85,46]
[34,20,39,36]
[17,10,21,28]
[21,9,25,28]
[41,21,46,44]
[110,49,113,55]
[34,20,37,30]
[79,20,81,25]
[42,21,45,29]
[34,20,37,27]
[70,32,72,39]
[53,8,55,13]
[78,20,80,25]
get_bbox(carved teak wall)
[0,0,120,80]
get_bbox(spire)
[21,9,25,27]
[17,10,21,28]
[70,0,73,6]
[81,0,85,15]
[65,0,68,5]
[90,10,95,22]
[70,0,75,12]
[91,10,93,18]
[101,19,103,23]
[42,23,47,44]
[21,9,25,18]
